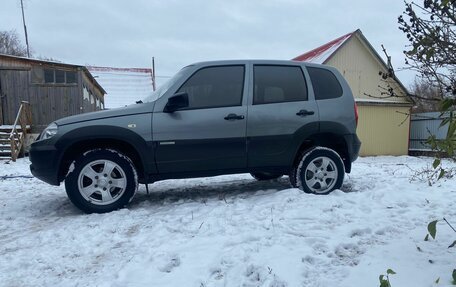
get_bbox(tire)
[289,167,298,188]
[289,147,314,188]
[65,149,138,213]
[290,147,344,194]
[250,172,282,181]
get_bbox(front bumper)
[29,142,60,186]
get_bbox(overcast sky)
[1,0,416,86]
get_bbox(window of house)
[44,69,55,83]
[177,65,245,110]
[55,70,65,83]
[253,65,307,105]
[307,67,343,100]
[32,67,78,85]
[31,68,44,83]
[66,71,77,83]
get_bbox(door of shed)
[356,105,411,156]
[0,70,29,125]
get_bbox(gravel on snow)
[0,156,455,287]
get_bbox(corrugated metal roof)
[292,31,355,63]
[87,66,155,109]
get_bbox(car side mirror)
[164,92,189,113]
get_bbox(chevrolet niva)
[30,60,361,213]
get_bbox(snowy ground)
[0,156,455,287]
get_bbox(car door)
[247,64,319,168]
[153,65,248,174]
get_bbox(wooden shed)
[293,29,413,156]
[0,54,106,132]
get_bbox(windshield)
[143,66,190,102]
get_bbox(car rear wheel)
[65,149,138,213]
[250,172,282,181]
[290,147,344,194]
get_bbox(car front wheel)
[291,147,344,194]
[65,149,138,213]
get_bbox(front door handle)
[224,113,245,121]
[296,109,315,117]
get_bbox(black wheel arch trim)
[55,125,155,183]
[290,121,359,173]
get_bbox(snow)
[0,156,455,286]
[302,43,343,64]
[355,98,411,104]
[0,125,31,130]
[293,32,352,64]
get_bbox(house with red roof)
[294,29,412,156]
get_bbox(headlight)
[40,123,58,140]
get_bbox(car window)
[253,65,307,105]
[307,67,343,100]
[177,65,244,109]
[144,66,191,103]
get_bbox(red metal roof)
[86,66,153,74]
[292,31,356,63]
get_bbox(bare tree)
[398,0,456,171]
[409,78,442,112]
[398,0,456,100]
[366,1,455,109]
[0,30,29,57]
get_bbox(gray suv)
[30,60,361,213]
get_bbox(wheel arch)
[292,132,352,173]
[56,126,152,183]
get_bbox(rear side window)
[177,65,244,109]
[307,67,343,100]
[253,65,307,105]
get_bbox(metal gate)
[409,112,450,151]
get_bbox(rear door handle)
[296,109,315,117]
[224,113,245,121]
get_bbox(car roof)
[188,59,330,68]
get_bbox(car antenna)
[136,100,143,104]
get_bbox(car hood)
[55,102,155,126]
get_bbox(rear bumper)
[29,142,61,186]
[345,133,361,162]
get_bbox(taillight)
[354,102,359,127]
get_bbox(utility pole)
[20,0,31,58]
[152,57,156,91]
